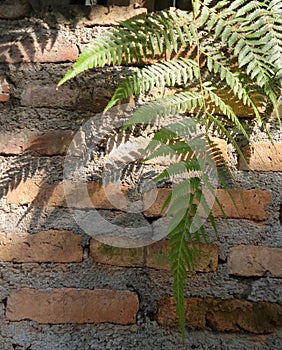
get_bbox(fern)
[59,0,282,340]
[58,10,194,86]
[105,58,199,111]
[123,91,204,128]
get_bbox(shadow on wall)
[0,0,194,65]
[0,0,157,64]
[0,0,192,235]
[0,0,152,234]
[0,120,160,235]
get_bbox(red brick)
[1,35,79,64]
[0,230,82,263]
[270,98,282,119]
[27,130,75,156]
[0,77,9,102]
[90,240,144,267]
[228,245,282,277]
[210,137,228,163]
[143,188,171,217]
[239,142,282,171]
[144,87,265,117]
[86,182,128,210]
[6,288,139,324]
[6,180,63,207]
[146,240,218,272]
[156,297,282,334]
[0,130,74,156]
[212,189,271,221]
[21,84,79,108]
[0,94,9,102]
[76,5,147,26]
[0,133,26,154]
[143,189,271,221]
[21,84,113,112]
[144,137,227,167]
[90,238,218,271]
[6,179,128,210]
[206,89,266,118]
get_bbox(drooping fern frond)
[167,175,217,341]
[59,0,282,341]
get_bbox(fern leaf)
[58,9,194,86]
[204,48,264,123]
[105,58,199,111]
[206,0,280,100]
[203,85,250,140]
[154,159,203,183]
[229,0,249,12]
[168,175,212,340]
[123,91,204,129]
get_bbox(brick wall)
[0,1,281,349]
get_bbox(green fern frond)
[168,175,215,340]
[105,58,199,111]
[154,159,203,183]
[206,0,280,90]
[143,140,191,163]
[59,0,282,340]
[204,49,264,122]
[58,9,194,87]
[203,84,250,140]
[205,111,250,167]
[152,119,199,142]
[123,91,204,128]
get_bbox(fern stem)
[191,0,209,126]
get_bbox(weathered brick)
[156,297,282,334]
[21,84,79,108]
[144,87,265,118]
[212,189,271,221]
[143,189,271,221]
[6,180,63,207]
[6,179,128,210]
[210,137,228,163]
[27,130,75,156]
[1,35,79,64]
[228,245,282,277]
[143,188,171,217]
[146,240,218,272]
[0,230,82,263]
[86,182,128,210]
[76,5,147,26]
[21,83,114,112]
[0,130,74,156]
[90,238,218,271]
[0,77,9,102]
[239,142,282,171]
[0,0,31,19]
[29,39,78,63]
[144,137,227,167]
[6,288,139,324]
[206,89,266,118]
[270,98,282,120]
[90,240,144,267]
[0,133,26,154]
